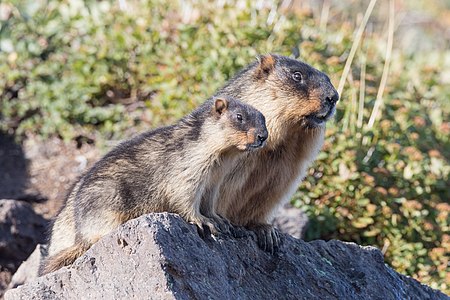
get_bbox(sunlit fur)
[43,96,268,274]
[212,54,338,245]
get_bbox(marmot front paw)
[248,223,281,254]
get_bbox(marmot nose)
[257,131,268,144]
[326,91,339,105]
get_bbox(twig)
[357,49,367,130]
[337,0,377,97]
[319,0,330,31]
[342,72,357,133]
[350,73,358,134]
[366,0,395,129]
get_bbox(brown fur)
[42,241,91,274]
[213,54,339,253]
[42,96,268,273]
[43,54,338,272]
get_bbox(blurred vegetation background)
[1,0,449,293]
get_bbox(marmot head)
[212,96,268,152]
[252,54,339,129]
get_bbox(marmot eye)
[236,113,243,122]
[292,72,302,82]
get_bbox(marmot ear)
[214,98,228,115]
[255,54,276,79]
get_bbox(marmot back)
[43,96,267,274]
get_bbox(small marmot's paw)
[211,214,234,236]
[247,224,281,255]
[189,216,219,238]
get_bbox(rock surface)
[0,200,47,266]
[6,213,448,300]
[7,244,45,291]
[273,203,309,239]
[0,199,47,296]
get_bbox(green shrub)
[0,0,277,139]
[299,79,449,291]
[1,0,448,293]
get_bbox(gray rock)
[7,244,45,290]
[273,203,309,239]
[6,213,448,300]
[0,199,47,297]
[0,200,47,268]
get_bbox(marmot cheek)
[246,128,256,145]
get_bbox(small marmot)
[43,96,268,274]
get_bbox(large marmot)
[212,54,339,253]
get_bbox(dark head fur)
[183,96,268,152]
[214,54,339,132]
